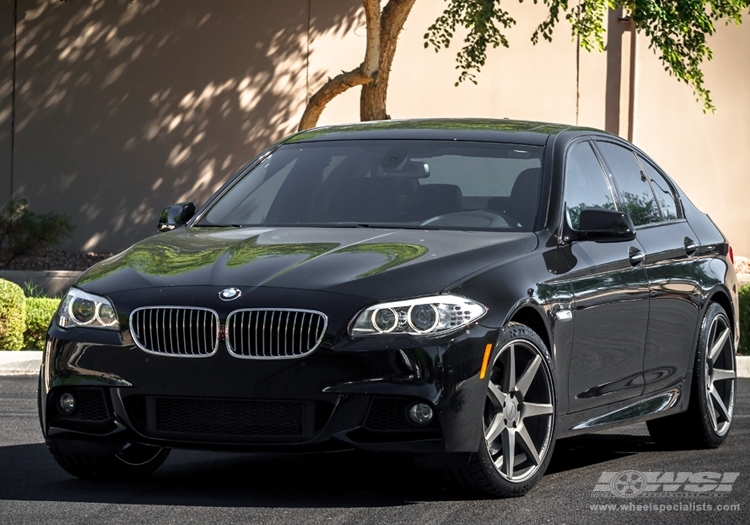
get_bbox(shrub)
[0,279,26,350]
[24,297,60,351]
[0,199,75,268]
[739,284,750,356]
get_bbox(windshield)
[199,140,544,231]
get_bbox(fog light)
[58,393,76,415]
[408,403,434,426]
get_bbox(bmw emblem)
[219,287,242,301]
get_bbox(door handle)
[629,246,645,266]
[684,237,698,256]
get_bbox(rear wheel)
[647,302,736,448]
[447,323,556,497]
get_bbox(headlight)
[351,295,487,337]
[57,288,120,330]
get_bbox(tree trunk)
[361,0,381,78]
[298,0,381,131]
[360,0,417,121]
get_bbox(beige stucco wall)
[317,2,586,126]
[632,22,750,255]
[1,0,749,255]
[0,0,13,207]
[10,0,316,251]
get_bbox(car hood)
[77,226,537,301]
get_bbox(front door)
[561,140,649,412]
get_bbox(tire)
[647,302,736,449]
[447,323,556,497]
[38,372,170,480]
[46,438,170,480]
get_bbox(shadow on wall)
[11,0,360,252]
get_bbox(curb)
[738,355,750,379]
[0,351,42,376]
[1,351,749,378]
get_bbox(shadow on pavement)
[547,432,656,475]
[0,429,661,507]
[0,444,449,507]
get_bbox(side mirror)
[574,208,636,243]
[158,202,195,232]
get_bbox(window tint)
[199,140,545,231]
[564,141,615,230]
[416,154,541,197]
[204,155,296,225]
[639,156,680,221]
[596,141,661,226]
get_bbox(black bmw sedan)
[39,119,740,497]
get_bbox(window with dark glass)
[199,140,545,231]
[595,141,662,226]
[639,156,680,221]
[563,141,615,230]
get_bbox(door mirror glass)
[158,202,195,232]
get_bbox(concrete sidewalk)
[1,350,749,377]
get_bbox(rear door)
[595,140,702,394]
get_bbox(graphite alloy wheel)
[448,323,556,497]
[647,302,736,449]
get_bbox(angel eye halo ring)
[372,307,399,333]
[351,294,486,337]
[57,288,120,330]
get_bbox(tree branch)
[298,0,385,131]
[298,67,371,131]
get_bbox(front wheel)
[647,302,736,449]
[39,370,170,480]
[46,437,170,480]
[447,323,556,497]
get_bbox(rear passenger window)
[564,142,615,230]
[596,142,661,226]
[639,157,680,221]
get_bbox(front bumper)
[40,323,498,456]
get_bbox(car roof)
[284,119,604,147]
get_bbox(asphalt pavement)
[0,375,748,524]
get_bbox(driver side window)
[564,141,616,229]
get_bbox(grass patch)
[739,283,750,356]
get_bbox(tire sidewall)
[476,323,557,496]
[692,302,735,446]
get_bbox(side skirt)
[556,375,692,439]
